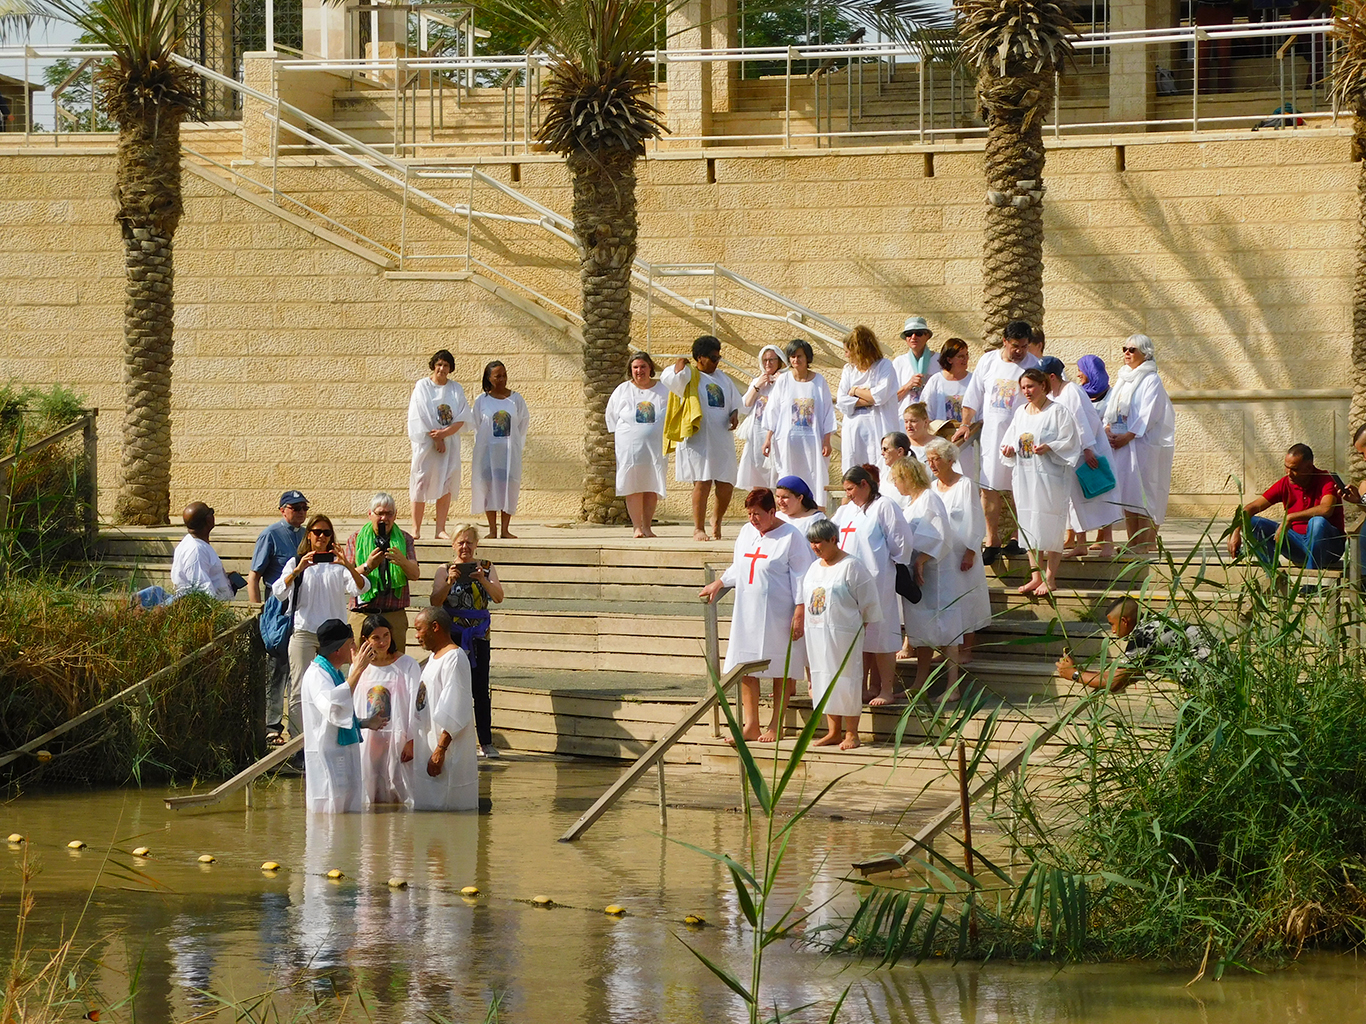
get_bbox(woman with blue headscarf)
[773,474,828,529]
[1075,355,1111,419]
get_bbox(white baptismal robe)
[1054,381,1121,532]
[302,659,364,814]
[605,381,670,497]
[961,351,1040,491]
[829,496,909,653]
[897,489,953,647]
[720,520,815,679]
[737,373,780,490]
[354,656,419,806]
[661,364,743,484]
[933,474,993,643]
[471,391,530,515]
[836,359,899,472]
[408,377,474,502]
[1002,401,1084,554]
[405,646,478,812]
[921,371,979,483]
[1106,369,1176,525]
[801,555,882,717]
[170,535,235,600]
[763,372,837,502]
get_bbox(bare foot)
[501,530,518,539]
[757,726,780,743]
[1017,579,1043,595]
[726,728,760,746]
[435,531,451,541]
[896,645,914,661]
[839,733,861,750]
[711,529,723,541]
[1092,545,1116,559]
[633,528,646,539]
[642,528,658,538]
[1034,584,1053,598]
[485,529,497,539]
[693,529,710,542]
[958,650,974,666]
[868,692,901,707]
[813,732,842,747]
[1062,547,1088,560]
[943,687,963,703]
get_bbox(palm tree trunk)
[112,113,182,526]
[1353,113,1366,482]
[979,71,1052,345]
[570,147,638,524]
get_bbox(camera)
[375,520,391,553]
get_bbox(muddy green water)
[1,760,1363,1023]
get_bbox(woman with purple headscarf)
[1075,355,1110,419]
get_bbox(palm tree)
[957,0,1075,342]
[1331,1,1366,478]
[475,0,667,522]
[8,0,198,525]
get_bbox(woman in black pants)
[430,524,505,757]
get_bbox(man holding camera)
[346,492,422,652]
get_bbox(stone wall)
[0,128,1355,522]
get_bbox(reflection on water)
[1,760,1365,1022]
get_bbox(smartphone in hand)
[314,552,335,563]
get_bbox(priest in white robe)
[953,321,1040,561]
[1001,369,1084,598]
[301,618,389,814]
[700,487,815,743]
[405,607,479,812]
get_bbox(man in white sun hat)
[893,315,938,414]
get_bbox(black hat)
[317,618,354,657]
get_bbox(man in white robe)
[699,488,815,743]
[404,607,478,812]
[301,618,387,814]
[953,320,1040,562]
[663,335,743,542]
[137,501,245,608]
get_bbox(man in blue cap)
[249,489,309,744]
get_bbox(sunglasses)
[310,528,333,537]
[905,330,930,337]
[1122,347,1138,354]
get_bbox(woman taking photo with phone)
[431,525,506,758]
[273,513,370,742]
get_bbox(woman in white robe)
[302,621,386,814]
[774,475,828,528]
[605,352,671,538]
[888,457,955,698]
[921,338,979,483]
[737,345,786,490]
[408,349,474,541]
[800,518,882,751]
[836,326,900,474]
[1001,369,1084,597]
[353,614,419,807]
[405,622,478,812]
[1042,357,1119,558]
[830,465,910,706]
[763,339,835,507]
[699,488,814,743]
[471,360,530,540]
[1104,334,1176,553]
[926,437,993,664]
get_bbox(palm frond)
[956,0,1076,77]
[1331,1,1366,115]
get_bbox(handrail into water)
[851,704,1073,876]
[0,616,257,772]
[558,658,769,842]
[164,734,303,810]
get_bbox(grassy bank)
[0,579,265,790]
[840,552,1366,972]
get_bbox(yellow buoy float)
[7,834,24,845]
[531,895,553,907]
[326,869,344,880]
[197,854,216,864]
[605,905,626,916]
[261,861,281,872]
[132,847,151,858]
[460,886,480,897]
[684,914,706,927]
[67,840,86,850]
[387,878,408,889]
[35,750,51,764]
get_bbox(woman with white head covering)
[926,436,991,677]
[1104,334,1176,553]
[737,345,787,490]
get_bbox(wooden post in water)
[657,760,667,828]
[957,740,977,941]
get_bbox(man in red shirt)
[1227,443,1345,569]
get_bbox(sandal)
[266,731,286,748]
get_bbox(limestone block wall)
[0,128,1356,522]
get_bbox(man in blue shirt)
[248,490,309,744]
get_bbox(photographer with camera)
[345,492,422,654]
[273,512,369,739]
[430,524,505,758]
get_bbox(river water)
[1,759,1363,1023]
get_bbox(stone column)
[667,0,711,145]
[1106,0,1176,129]
[241,52,277,159]
[303,0,349,59]
[710,0,736,116]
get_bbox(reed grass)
[0,578,266,789]
[836,530,1366,972]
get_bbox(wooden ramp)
[164,736,302,810]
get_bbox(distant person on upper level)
[169,501,245,601]
[0,94,11,132]
[893,316,937,414]
[1228,443,1345,570]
